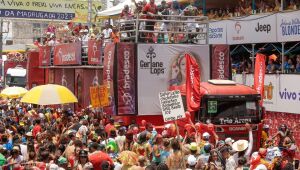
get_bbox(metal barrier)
[117,14,209,44]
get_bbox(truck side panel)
[27,51,45,89]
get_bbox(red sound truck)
[2,50,45,89]
[116,80,263,150]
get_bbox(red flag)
[185,53,201,112]
[254,53,266,106]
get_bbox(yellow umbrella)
[1,86,28,99]
[21,84,78,105]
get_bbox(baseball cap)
[225,137,234,144]
[58,157,67,165]
[274,150,282,157]
[255,164,267,170]
[187,155,197,166]
[202,132,210,137]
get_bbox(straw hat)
[232,140,249,152]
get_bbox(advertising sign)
[137,44,210,115]
[211,45,230,79]
[277,10,300,42]
[227,14,277,44]
[254,53,266,106]
[235,74,300,114]
[88,40,102,65]
[209,21,227,44]
[103,43,116,115]
[0,0,101,22]
[90,86,101,108]
[53,42,81,65]
[159,90,185,122]
[99,85,109,107]
[117,43,136,115]
[39,46,51,66]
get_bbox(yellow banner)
[0,0,102,23]
[90,86,101,108]
[99,85,109,107]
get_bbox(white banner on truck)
[137,44,210,115]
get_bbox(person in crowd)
[120,5,134,40]
[231,123,253,164]
[143,0,158,43]
[111,26,120,43]
[261,124,270,147]
[166,139,186,169]
[296,55,300,73]
[101,22,113,46]
[267,58,279,73]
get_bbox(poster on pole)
[90,86,100,108]
[159,90,186,122]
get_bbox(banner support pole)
[175,120,180,139]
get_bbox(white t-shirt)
[266,147,280,162]
[115,135,126,151]
[20,144,28,161]
[78,125,88,136]
[102,28,112,43]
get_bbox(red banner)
[211,45,230,80]
[53,42,82,65]
[88,40,102,65]
[117,43,136,115]
[254,53,266,106]
[39,46,51,66]
[103,43,116,115]
[185,53,201,112]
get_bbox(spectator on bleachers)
[267,58,279,73]
[296,55,300,73]
[287,0,297,10]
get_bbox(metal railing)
[117,14,209,44]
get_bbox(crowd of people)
[232,54,300,74]
[0,99,297,170]
[36,0,300,46]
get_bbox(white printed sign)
[277,10,300,42]
[227,14,277,44]
[159,90,186,122]
[234,74,300,114]
[209,21,227,44]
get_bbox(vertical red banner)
[254,53,266,106]
[53,42,82,65]
[103,43,116,115]
[117,43,136,115]
[39,46,51,66]
[211,45,230,80]
[185,53,201,112]
[88,40,102,65]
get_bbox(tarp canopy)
[97,0,133,17]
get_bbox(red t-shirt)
[143,3,157,19]
[32,124,42,138]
